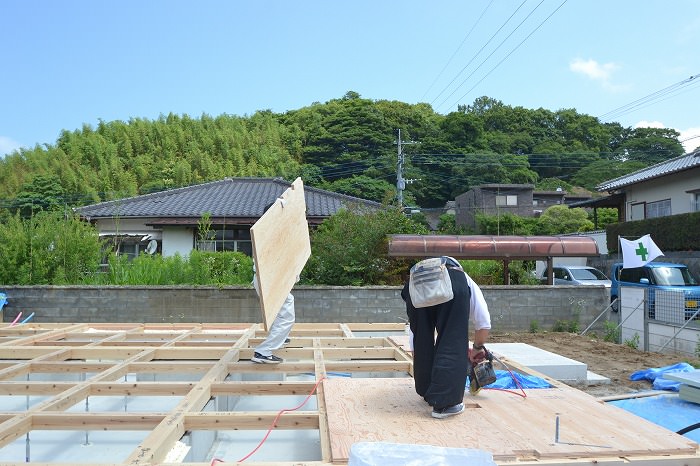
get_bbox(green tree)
[588,207,619,230]
[535,205,594,235]
[322,175,395,204]
[0,91,681,213]
[436,213,468,234]
[11,174,66,217]
[613,127,684,164]
[0,211,103,284]
[475,213,538,235]
[536,178,573,192]
[572,159,646,190]
[303,207,429,285]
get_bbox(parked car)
[541,266,611,287]
[610,262,700,319]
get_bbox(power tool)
[469,346,496,395]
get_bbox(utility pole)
[396,129,418,208]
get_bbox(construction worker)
[251,268,294,364]
[401,256,491,419]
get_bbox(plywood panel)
[323,377,697,464]
[250,177,311,330]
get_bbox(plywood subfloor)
[323,377,697,463]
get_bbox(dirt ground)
[488,331,700,398]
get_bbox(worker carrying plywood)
[401,256,491,419]
[249,178,311,364]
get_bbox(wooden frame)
[0,322,696,465]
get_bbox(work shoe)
[432,403,465,419]
[251,352,282,364]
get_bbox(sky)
[2,0,700,158]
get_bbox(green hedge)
[606,211,700,253]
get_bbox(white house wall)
[94,218,162,240]
[162,226,195,257]
[624,168,699,221]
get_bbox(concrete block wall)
[1,285,612,333]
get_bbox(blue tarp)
[609,394,700,443]
[630,362,695,392]
[468,369,552,390]
[0,293,6,313]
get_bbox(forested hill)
[0,91,686,211]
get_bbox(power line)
[598,73,700,121]
[431,0,531,109]
[435,0,545,111]
[421,0,495,101]
[444,0,568,112]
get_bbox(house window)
[645,199,671,218]
[630,202,645,220]
[116,242,141,260]
[196,227,252,255]
[108,237,159,265]
[496,195,517,206]
[693,193,700,212]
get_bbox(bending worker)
[401,256,491,419]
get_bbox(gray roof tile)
[75,178,381,219]
[597,149,700,192]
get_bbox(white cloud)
[634,121,700,154]
[569,58,623,91]
[634,120,664,129]
[0,136,22,157]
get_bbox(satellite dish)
[145,239,158,255]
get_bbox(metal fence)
[653,289,700,326]
[616,286,700,357]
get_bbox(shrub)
[302,206,428,286]
[624,333,640,350]
[529,320,540,333]
[603,320,621,343]
[552,320,579,333]
[0,211,103,285]
[82,251,253,285]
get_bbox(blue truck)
[610,262,700,320]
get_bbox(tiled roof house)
[75,177,381,258]
[571,149,700,222]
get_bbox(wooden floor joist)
[0,322,696,465]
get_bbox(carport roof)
[387,235,600,260]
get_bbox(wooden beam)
[32,413,165,430]
[226,360,411,374]
[0,323,88,346]
[125,326,255,464]
[184,411,319,430]
[0,347,156,448]
[314,338,332,463]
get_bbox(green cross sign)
[635,242,649,261]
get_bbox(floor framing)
[0,322,696,466]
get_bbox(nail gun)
[469,345,496,395]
